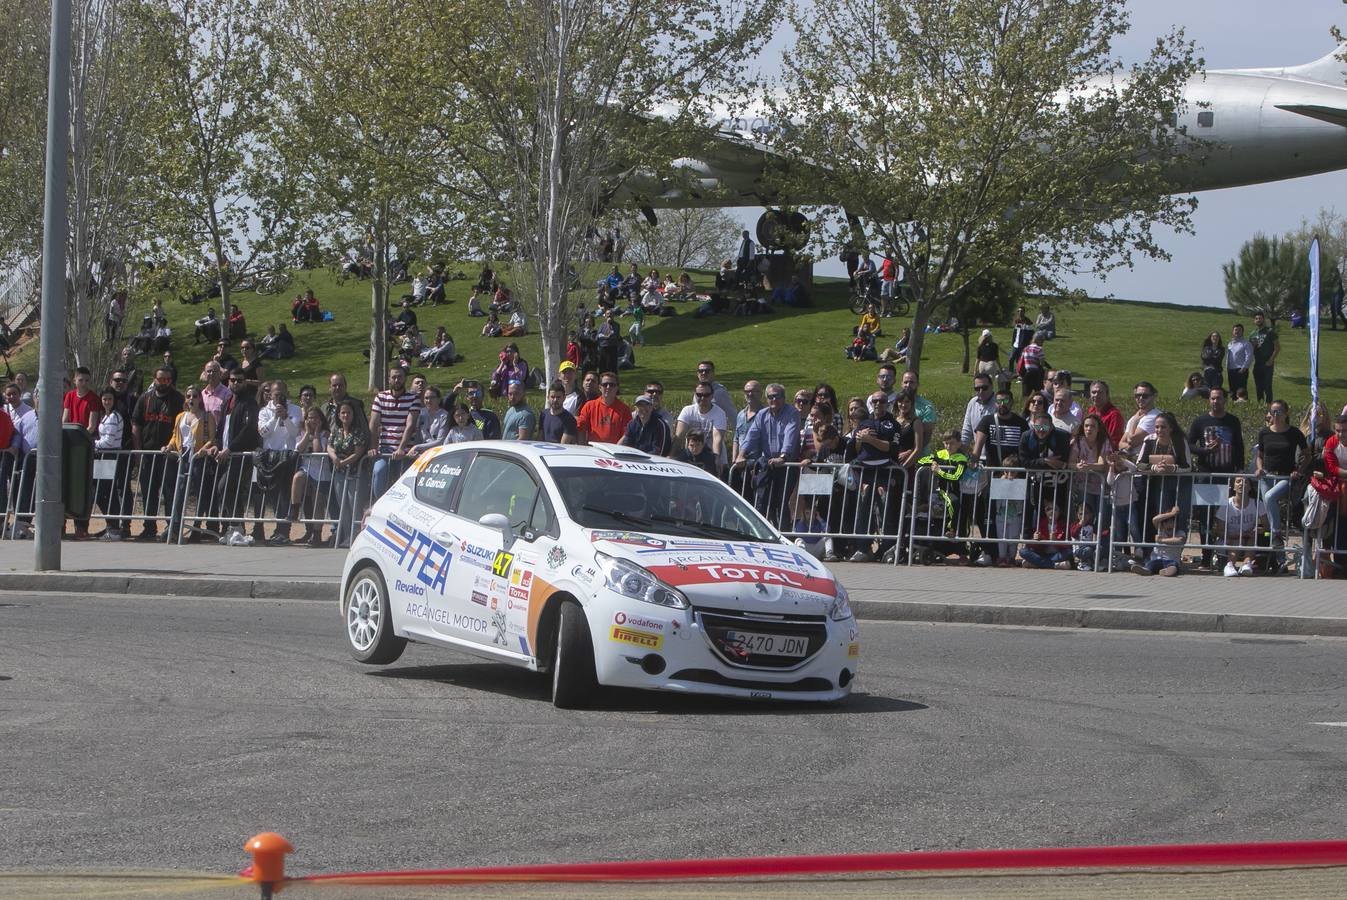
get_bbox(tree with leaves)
[133,0,280,324]
[267,0,474,389]
[431,0,773,380]
[621,208,744,271]
[764,0,1202,376]
[1222,234,1310,323]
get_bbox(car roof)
[417,441,721,482]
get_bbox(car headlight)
[594,551,689,610]
[828,581,853,622]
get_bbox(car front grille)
[668,669,834,693]
[695,607,828,670]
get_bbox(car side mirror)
[478,512,516,548]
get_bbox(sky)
[1067,0,1347,306]
[733,1,1347,307]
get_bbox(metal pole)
[35,0,71,570]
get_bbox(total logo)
[613,611,664,633]
[508,585,529,601]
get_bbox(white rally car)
[340,442,857,707]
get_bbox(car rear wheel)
[343,566,406,665]
[552,599,598,709]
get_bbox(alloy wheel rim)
[347,578,380,650]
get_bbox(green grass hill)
[15,266,1343,449]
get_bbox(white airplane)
[625,45,1347,246]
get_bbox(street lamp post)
[35,0,71,570]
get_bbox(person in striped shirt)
[368,367,418,498]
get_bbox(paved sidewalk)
[0,542,1342,637]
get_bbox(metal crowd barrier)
[0,448,397,548]
[726,459,910,561]
[901,464,1302,574]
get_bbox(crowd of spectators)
[8,248,1346,579]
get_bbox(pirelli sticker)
[610,625,663,651]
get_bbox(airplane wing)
[1274,103,1347,129]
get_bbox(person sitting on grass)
[501,304,528,337]
[878,327,911,365]
[481,309,502,338]
[419,326,457,367]
[467,288,486,317]
[489,344,529,398]
[1130,507,1185,576]
[855,301,881,339]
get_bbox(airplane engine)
[755,209,810,250]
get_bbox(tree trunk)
[536,1,570,384]
[904,299,935,377]
[959,323,971,374]
[368,201,388,391]
[209,205,231,324]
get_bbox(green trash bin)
[62,423,94,520]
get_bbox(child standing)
[627,302,646,347]
[1071,503,1098,571]
[993,455,1026,567]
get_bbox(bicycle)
[249,269,292,296]
[850,281,911,318]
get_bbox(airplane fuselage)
[626,47,1347,210]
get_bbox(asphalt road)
[2,591,1347,879]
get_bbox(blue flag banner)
[1309,238,1321,430]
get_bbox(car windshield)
[546,463,779,543]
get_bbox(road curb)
[6,573,1347,637]
[850,599,1347,638]
[0,572,333,603]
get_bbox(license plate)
[724,630,809,657]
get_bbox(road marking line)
[1311,722,1347,727]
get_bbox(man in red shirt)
[577,371,631,444]
[61,366,98,538]
[1086,379,1124,449]
[62,367,98,431]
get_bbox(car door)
[388,448,469,641]
[439,452,548,657]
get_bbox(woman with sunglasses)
[1254,399,1306,557]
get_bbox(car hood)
[588,532,838,616]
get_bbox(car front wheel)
[343,566,406,665]
[552,599,598,708]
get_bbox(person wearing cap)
[454,378,501,440]
[556,361,582,414]
[975,329,1001,382]
[619,391,670,455]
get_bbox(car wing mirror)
[478,512,516,548]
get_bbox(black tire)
[849,291,869,315]
[552,600,598,709]
[889,297,911,317]
[342,565,406,665]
